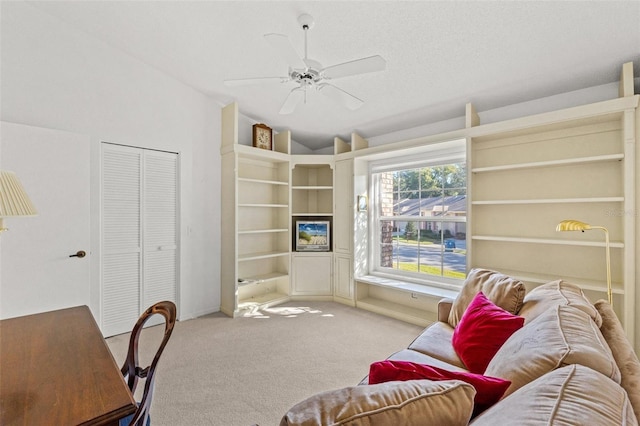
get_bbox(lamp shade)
[0,170,37,217]
[556,220,592,232]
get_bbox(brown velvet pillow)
[448,268,525,328]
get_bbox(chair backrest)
[121,301,177,426]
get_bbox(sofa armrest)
[437,298,454,323]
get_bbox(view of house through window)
[374,162,467,281]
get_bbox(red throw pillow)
[452,291,524,374]
[369,360,511,416]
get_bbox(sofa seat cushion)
[408,321,466,369]
[452,291,525,374]
[485,305,621,397]
[369,360,510,417]
[470,364,638,426]
[280,379,476,426]
[518,279,602,326]
[448,268,525,328]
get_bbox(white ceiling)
[29,1,640,151]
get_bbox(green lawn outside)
[396,262,466,279]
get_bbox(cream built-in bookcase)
[221,62,638,348]
[220,103,292,316]
[290,156,334,298]
[466,63,637,345]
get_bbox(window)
[369,141,466,286]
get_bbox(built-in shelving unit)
[291,158,334,216]
[333,134,370,305]
[468,85,637,340]
[290,156,335,296]
[220,102,292,316]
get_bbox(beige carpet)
[107,301,425,426]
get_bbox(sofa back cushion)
[448,268,525,328]
[470,365,637,426]
[484,305,620,397]
[595,299,640,423]
[518,279,602,326]
[279,379,475,426]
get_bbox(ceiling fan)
[224,14,387,115]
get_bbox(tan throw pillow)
[471,365,638,426]
[279,379,475,426]
[485,305,621,398]
[518,279,602,326]
[448,268,525,328]
[595,299,640,423]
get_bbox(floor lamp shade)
[555,219,612,306]
[0,170,37,231]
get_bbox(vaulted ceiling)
[29,1,640,150]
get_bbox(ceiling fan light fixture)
[225,13,386,114]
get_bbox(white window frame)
[368,139,466,290]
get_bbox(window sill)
[355,274,459,300]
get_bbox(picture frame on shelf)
[358,195,368,212]
[252,123,272,151]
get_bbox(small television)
[295,221,330,252]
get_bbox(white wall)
[0,2,221,320]
[366,82,621,147]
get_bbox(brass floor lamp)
[556,219,612,306]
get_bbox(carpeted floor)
[107,301,425,426]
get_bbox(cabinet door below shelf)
[291,253,333,296]
[334,254,353,301]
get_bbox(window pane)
[443,163,467,191]
[379,219,466,279]
[375,161,467,281]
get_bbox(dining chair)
[119,301,177,426]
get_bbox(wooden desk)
[0,306,137,425]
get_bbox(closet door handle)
[69,250,86,258]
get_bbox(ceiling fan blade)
[322,55,386,80]
[279,88,305,115]
[223,77,288,87]
[318,83,364,110]
[264,33,307,70]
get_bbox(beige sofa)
[281,269,640,425]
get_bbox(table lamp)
[555,219,612,306]
[0,170,37,232]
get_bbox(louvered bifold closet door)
[102,144,143,337]
[101,143,178,337]
[143,151,178,309]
